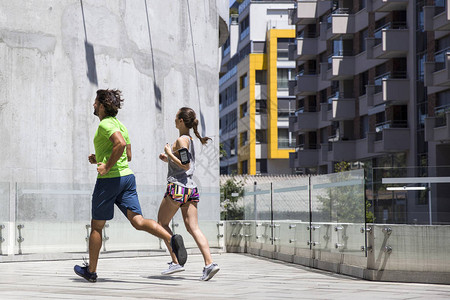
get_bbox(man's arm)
[126,144,132,162]
[97,131,126,175]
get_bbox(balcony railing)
[374,71,407,93]
[375,120,408,141]
[240,26,250,40]
[332,8,352,14]
[278,138,295,149]
[435,104,450,127]
[219,65,237,86]
[374,22,408,46]
[238,0,250,14]
[434,47,450,71]
[435,0,446,16]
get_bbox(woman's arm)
[164,137,190,170]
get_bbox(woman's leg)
[157,195,181,263]
[181,202,213,266]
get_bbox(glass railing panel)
[272,179,309,221]
[14,183,221,254]
[311,170,366,255]
[434,104,450,127]
[16,182,93,254]
[243,183,272,221]
[271,179,310,249]
[0,182,9,255]
[434,48,450,72]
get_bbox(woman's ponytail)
[178,107,211,145]
[193,118,211,145]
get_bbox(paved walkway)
[0,253,449,299]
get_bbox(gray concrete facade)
[0,1,228,220]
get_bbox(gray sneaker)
[200,263,220,281]
[161,262,185,275]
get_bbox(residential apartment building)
[288,0,450,224]
[219,0,296,175]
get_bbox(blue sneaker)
[171,234,187,266]
[74,262,97,282]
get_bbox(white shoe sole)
[161,268,185,275]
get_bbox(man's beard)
[93,109,98,116]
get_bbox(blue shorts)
[91,174,142,220]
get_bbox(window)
[240,102,248,118]
[241,160,248,174]
[256,130,267,144]
[359,71,368,96]
[277,38,293,61]
[360,115,368,139]
[359,28,368,53]
[229,137,236,156]
[240,131,248,146]
[256,99,267,114]
[277,68,294,89]
[240,73,248,90]
[256,159,268,174]
[278,128,293,148]
[240,16,249,40]
[278,98,296,118]
[255,70,267,84]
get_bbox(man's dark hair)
[96,89,124,117]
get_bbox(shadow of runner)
[146,275,198,282]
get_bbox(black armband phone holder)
[178,148,190,165]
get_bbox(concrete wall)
[0,1,228,221]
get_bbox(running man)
[74,89,187,282]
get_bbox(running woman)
[158,107,220,281]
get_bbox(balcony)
[288,80,296,96]
[329,54,355,80]
[368,0,408,13]
[425,110,450,142]
[331,9,355,35]
[296,37,324,61]
[424,51,450,87]
[424,3,450,31]
[373,72,410,105]
[289,111,320,133]
[326,140,356,161]
[330,98,356,121]
[383,77,410,105]
[359,85,376,116]
[294,0,332,25]
[295,74,318,96]
[320,15,333,41]
[289,148,319,168]
[368,122,410,153]
[367,23,409,59]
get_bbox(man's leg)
[157,195,182,264]
[127,210,171,242]
[127,209,187,265]
[89,219,106,273]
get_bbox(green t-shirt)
[94,116,133,179]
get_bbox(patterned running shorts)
[164,182,200,205]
